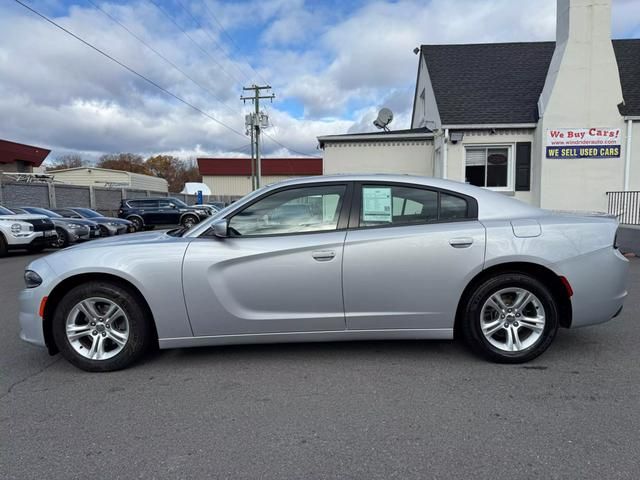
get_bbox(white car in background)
[0,205,57,256]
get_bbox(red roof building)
[0,139,51,173]
[197,157,323,196]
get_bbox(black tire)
[27,244,47,253]
[52,227,69,248]
[52,281,154,372]
[181,214,198,228]
[0,233,7,257]
[128,216,144,231]
[461,273,559,363]
[99,225,109,237]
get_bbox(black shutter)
[515,142,531,191]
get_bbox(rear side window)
[129,200,157,208]
[359,185,471,227]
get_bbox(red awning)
[0,139,51,166]
[197,157,322,176]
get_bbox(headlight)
[196,209,208,215]
[11,223,23,233]
[107,222,119,226]
[66,223,83,229]
[24,270,43,288]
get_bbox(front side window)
[359,185,469,227]
[465,146,511,190]
[228,185,346,236]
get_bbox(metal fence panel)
[606,191,640,225]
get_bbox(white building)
[49,167,168,192]
[319,0,639,213]
[198,157,323,196]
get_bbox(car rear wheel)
[52,281,153,372]
[181,214,197,228]
[461,273,559,363]
[52,227,68,248]
[127,216,143,231]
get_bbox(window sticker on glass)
[362,187,392,222]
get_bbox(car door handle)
[312,250,336,261]
[449,237,473,248]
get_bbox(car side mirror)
[212,219,228,238]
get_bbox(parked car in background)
[204,201,227,210]
[0,205,57,256]
[12,207,100,248]
[53,208,134,236]
[118,197,210,230]
[18,175,628,371]
[191,203,220,216]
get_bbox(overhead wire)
[199,0,270,85]
[146,0,245,87]
[173,0,252,86]
[13,0,247,139]
[85,0,238,116]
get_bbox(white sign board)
[362,187,392,222]
[545,128,621,159]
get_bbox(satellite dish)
[373,108,394,131]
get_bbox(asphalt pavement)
[1,251,639,479]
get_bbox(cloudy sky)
[1,0,639,163]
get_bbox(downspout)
[443,128,449,179]
[624,118,632,191]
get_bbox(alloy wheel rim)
[65,297,130,360]
[480,287,545,352]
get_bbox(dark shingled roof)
[420,39,640,125]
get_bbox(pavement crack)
[0,356,62,400]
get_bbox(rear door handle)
[449,237,473,248]
[312,250,336,261]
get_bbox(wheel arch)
[42,272,158,355]
[454,261,573,338]
[179,212,198,223]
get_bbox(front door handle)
[449,237,473,248]
[312,250,336,261]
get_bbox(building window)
[465,146,512,190]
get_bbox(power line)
[85,0,238,116]
[262,131,318,158]
[13,0,246,139]
[173,0,251,85]
[146,0,244,86]
[199,0,270,86]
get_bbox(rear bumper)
[556,247,629,328]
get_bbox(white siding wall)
[323,141,433,176]
[128,172,168,192]
[202,175,314,196]
[51,168,130,187]
[626,120,640,191]
[446,129,537,205]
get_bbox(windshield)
[0,206,14,215]
[170,198,188,208]
[23,207,62,218]
[73,208,101,218]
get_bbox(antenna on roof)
[373,108,394,132]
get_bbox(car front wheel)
[181,215,197,228]
[52,281,153,371]
[461,273,559,363]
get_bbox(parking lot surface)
[1,251,639,479]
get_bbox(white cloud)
[0,0,637,164]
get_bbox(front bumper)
[18,258,56,349]
[7,229,57,248]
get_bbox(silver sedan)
[18,175,628,371]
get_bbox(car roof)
[264,174,544,221]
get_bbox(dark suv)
[118,197,210,230]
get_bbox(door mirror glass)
[212,219,228,238]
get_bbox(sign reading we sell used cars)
[546,128,621,159]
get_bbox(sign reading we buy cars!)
[545,128,621,159]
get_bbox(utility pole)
[241,85,274,189]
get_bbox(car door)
[342,182,485,331]
[183,182,352,337]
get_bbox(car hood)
[0,214,49,221]
[63,230,186,250]
[53,218,97,227]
